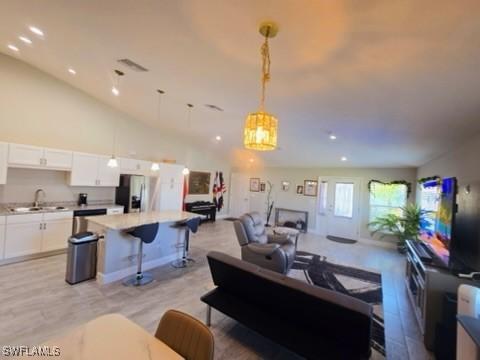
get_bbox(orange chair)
[155,309,214,360]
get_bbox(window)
[334,182,354,218]
[369,182,407,222]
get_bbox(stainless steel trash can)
[65,231,99,284]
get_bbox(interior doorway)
[229,173,250,218]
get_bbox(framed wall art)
[250,178,260,192]
[304,180,318,197]
[296,185,304,195]
[281,181,290,191]
[188,171,211,194]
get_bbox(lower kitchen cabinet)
[0,222,5,260]
[4,212,73,259]
[5,221,43,258]
[42,218,73,251]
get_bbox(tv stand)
[405,240,476,350]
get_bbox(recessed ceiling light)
[215,135,222,141]
[341,156,347,161]
[249,158,254,163]
[111,86,120,96]
[329,134,337,140]
[19,36,32,44]
[7,44,19,52]
[29,26,44,37]
[68,68,76,75]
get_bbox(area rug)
[326,235,358,244]
[290,251,386,358]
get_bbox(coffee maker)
[78,193,88,206]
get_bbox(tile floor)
[0,220,433,359]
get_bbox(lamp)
[244,22,279,151]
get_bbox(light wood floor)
[0,220,431,359]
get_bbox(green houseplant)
[369,204,429,253]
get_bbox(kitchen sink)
[9,206,67,213]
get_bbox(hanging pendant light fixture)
[111,69,124,96]
[244,21,279,151]
[151,89,165,172]
[107,70,124,168]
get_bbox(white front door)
[229,173,250,218]
[317,177,361,240]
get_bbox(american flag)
[213,171,226,211]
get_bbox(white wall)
[417,132,480,184]
[0,54,230,213]
[233,166,417,242]
[0,168,113,204]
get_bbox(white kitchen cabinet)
[70,153,120,187]
[5,221,43,258]
[97,156,120,186]
[69,153,98,186]
[4,212,73,258]
[42,218,73,251]
[8,143,73,171]
[0,142,8,184]
[0,216,5,260]
[159,163,184,184]
[151,163,185,211]
[120,158,153,176]
[8,143,44,167]
[43,148,73,170]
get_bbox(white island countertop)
[86,210,200,230]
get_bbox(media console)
[405,240,476,350]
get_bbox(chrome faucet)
[34,189,46,208]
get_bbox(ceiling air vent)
[205,104,224,112]
[117,58,149,72]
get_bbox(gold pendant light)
[244,21,279,151]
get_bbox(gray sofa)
[233,212,295,274]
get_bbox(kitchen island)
[86,211,200,284]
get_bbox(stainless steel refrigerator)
[115,174,150,213]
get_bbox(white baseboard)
[358,237,397,249]
[97,253,178,285]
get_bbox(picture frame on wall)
[296,185,304,195]
[260,182,266,192]
[188,171,211,195]
[250,178,260,192]
[281,181,290,192]
[304,180,318,197]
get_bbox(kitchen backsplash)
[0,168,115,204]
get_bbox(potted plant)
[369,204,430,253]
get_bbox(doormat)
[326,235,358,244]
[290,251,385,358]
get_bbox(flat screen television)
[451,180,480,272]
[421,177,457,267]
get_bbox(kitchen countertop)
[0,202,124,216]
[86,210,200,230]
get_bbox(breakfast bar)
[86,211,200,284]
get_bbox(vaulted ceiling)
[1,0,480,167]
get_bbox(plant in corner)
[368,204,430,253]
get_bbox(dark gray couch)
[234,212,295,274]
[201,251,373,360]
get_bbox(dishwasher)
[72,208,107,234]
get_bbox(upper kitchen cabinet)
[8,143,72,171]
[69,152,120,187]
[97,156,120,187]
[69,152,98,186]
[0,142,8,184]
[120,158,153,176]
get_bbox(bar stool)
[123,222,159,286]
[172,217,201,268]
